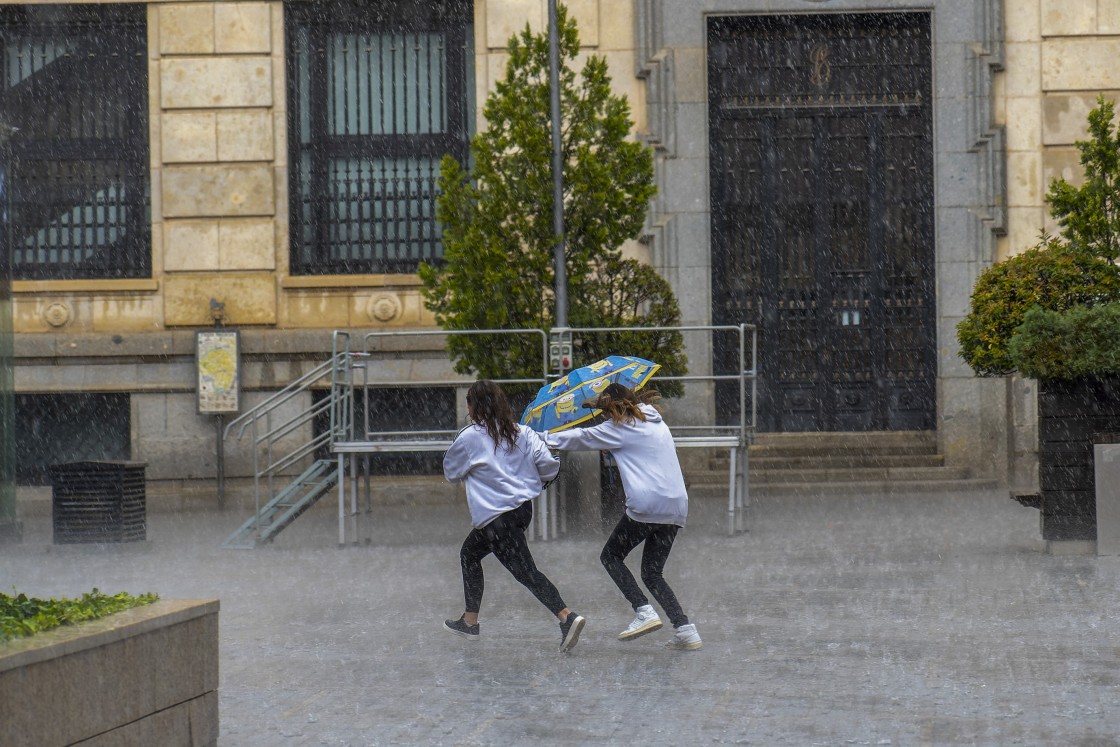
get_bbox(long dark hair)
[595,382,660,425]
[467,380,520,450]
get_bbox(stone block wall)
[9,0,633,335]
[997,0,1120,489]
[8,0,647,489]
[0,599,220,747]
[155,2,281,328]
[1001,0,1120,255]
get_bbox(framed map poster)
[196,330,240,414]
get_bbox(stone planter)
[0,599,219,747]
[1037,376,1120,542]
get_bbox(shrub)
[1,589,159,642]
[1009,304,1120,380]
[959,96,1120,378]
[571,256,688,397]
[955,238,1120,376]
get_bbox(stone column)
[156,1,279,328]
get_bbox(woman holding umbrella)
[442,379,587,653]
[546,382,702,650]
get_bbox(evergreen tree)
[1047,95,1120,261]
[419,5,685,390]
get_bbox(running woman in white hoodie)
[442,380,586,652]
[547,382,702,650]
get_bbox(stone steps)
[747,453,946,470]
[685,431,1000,497]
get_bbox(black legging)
[460,500,566,616]
[600,513,689,628]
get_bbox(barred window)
[0,5,150,280]
[287,0,473,276]
[14,393,131,485]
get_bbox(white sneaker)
[618,604,663,641]
[664,623,703,650]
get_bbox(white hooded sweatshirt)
[546,404,688,527]
[443,423,560,528]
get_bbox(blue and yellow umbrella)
[520,355,661,433]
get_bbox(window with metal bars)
[14,393,131,485]
[312,386,456,475]
[286,0,473,276]
[0,5,150,280]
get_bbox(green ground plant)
[1,589,158,642]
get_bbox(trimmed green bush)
[1,589,159,642]
[571,256,688,397]
[1009,304,1120,380]
[959,96,1120,379]
[956,238,1120,376]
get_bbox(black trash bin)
[49,461,147,544]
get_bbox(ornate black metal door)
[709,13,935,432]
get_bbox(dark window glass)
[0,5,151,280]
[286,0,473,275]
[314,386,456,475]
[15,393,131,485]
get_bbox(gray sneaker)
[663,623,702,650]
[618,604,663,641]
[559,612,586,652]
[443,617,480,640]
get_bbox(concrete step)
[686,474,1002,498]
[743,453,946,470]
[686,429,984,498]
[697,432,965,495]
[746,430,938,457]
[688,464,972,487]
[760,465,971,483]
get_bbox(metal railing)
[335,324,757,542]
[332,328,551,543]
[556,324,757,534]
[223,324,758,545]
[223,332,359,545]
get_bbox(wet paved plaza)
[3,486,1119,746]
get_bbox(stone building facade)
[2,0,1118,502]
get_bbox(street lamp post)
[0,120,21,542]
[547,0,571,374]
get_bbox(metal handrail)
[359,327,550,449]
[346,324,757,448]
[223,358,336,441]
[556,323,758,446]
[327,324,757,543]
[228,324,758,545]
[223,331,357,542]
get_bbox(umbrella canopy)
[521,355,661,433]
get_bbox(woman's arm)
[525,428,561,482]
[442,428,477,483]
[546,421,625,452]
